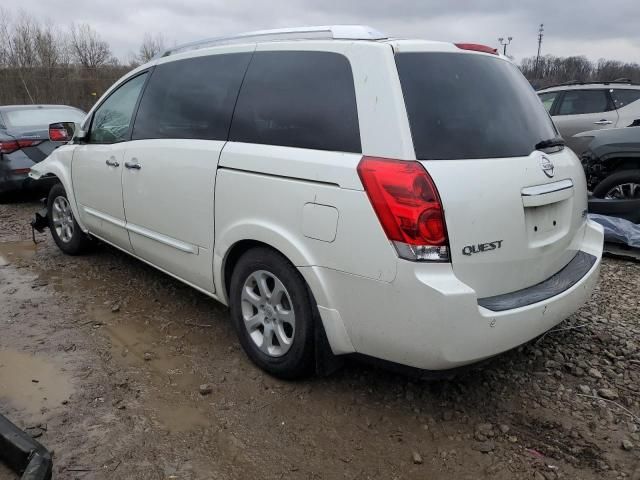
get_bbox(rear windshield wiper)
[535,137,565,151]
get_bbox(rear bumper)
[0,171,57,194]
[301,219,604,370]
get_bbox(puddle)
[0,240,36,266]
[0,350,73,417]
[150,402,209,433]
[101,309,209,432]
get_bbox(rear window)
[3,108,85,128]
[395,52,557,160]
[229,51,361,153]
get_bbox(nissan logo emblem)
[540,156,554,178]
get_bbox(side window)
[230,51,361,153]
[538,92,559,113]
[90,73,148,144]
[556,90,612,116]
[132,53,251,141]
[611,89,640,109]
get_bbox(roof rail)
[158,25,387,58]
[539,79,640,90]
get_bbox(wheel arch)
[29,147,87,232]
[214,225,355,362]
[214,221,317,304]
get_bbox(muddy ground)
[0,198,639,480]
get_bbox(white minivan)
[31,26,604,378]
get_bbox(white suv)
[31,26,604,378]
[538,82,640,154]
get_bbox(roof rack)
[159,25,388,58]
[539,79,640,90]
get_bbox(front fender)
[29,145,87,233]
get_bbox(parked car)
[576,126,640,195]
[0,105,85,195]
[537,81,640,155]
[30,26,604,378]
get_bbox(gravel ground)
[0,198,639,480]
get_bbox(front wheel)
[47,183,92,255]
[229,247,315,379]
[592,169,640,199]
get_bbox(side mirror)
[48,122,76,142]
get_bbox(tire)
[592,169,640,199]
[229,247,315,379]
[47,183,92,255]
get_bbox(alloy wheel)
[51,196,74,243]
[240,270,296,357]
[605,182,640,200]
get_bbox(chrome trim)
[521,179,574,197]
[82,206,126,228]
[126,223,198,254]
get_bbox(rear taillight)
[0,139,42,154]
[49,124,70,142]
[357,156,449,262]
[0,140,19,154]
[454,43,499,55]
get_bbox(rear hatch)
[395,47,588,297]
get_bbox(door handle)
[593,120,613,125]
[105,158,119,167]
[124,161,141,170]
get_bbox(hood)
[576,127,640,159]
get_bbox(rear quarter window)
[229,51,361,153]
[611,89,640,109]
[395,52,557,160]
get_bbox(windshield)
[3,108,85,128]
[395,52,558,160]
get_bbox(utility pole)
[535,23,544,78]
[498,36,513,56]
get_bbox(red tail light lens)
[0,140,42,154]
[49,126,69,142]
[0,140,20,154]
[357,156,449,262]
[455,43,498,55]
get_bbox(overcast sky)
[4,0,640,64]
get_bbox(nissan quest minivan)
[31,26,604,378]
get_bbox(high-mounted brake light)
[454,43,498,55]
[357,157,449,262]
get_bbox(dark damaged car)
[578,126,640,198]
[579,126,640,224]
[0,105,85,195]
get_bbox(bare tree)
[521,54,640,88]
[0,9,128,110]
[137,32,165,63]
[69,23,112,69]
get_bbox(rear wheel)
[229,247,315,379]
[47,183,92,255]
[592,169,640,199]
